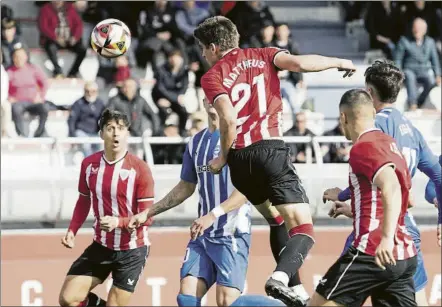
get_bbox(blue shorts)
[180,234,251,292]
[342,212,428,292]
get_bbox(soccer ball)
[91,18,131,58]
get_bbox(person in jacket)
[107,78,161,137]
[38,1,87,78]
[67,81,105,156]
[151,49,189,136]
[1,18,28,68]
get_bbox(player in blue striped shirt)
[323,60,442,306]
[129,100,308,306]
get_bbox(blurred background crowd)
[1,1,441,165]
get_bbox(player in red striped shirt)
[193,16,356,305]
[59,109,154,307]
[307,90,417,307]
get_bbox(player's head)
[99,108,131,154]
[364,60,404,108]
[339,89,375,141]
[194,16,240,66]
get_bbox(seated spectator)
[283,112,315,163]
[153,121,185,164]
[1,18,28,68]
[1,4,21,36]
[7,48,49,137]
[1,55,11,137]
[107,78,161,137]
[189,117,206,136]
[151,49,189,136]
[321,122,351,163]
[340,1,368,22]
[402,0,440,40]
[364,1,402,59]
[250,21,275,48]
[274,23,304,114]
[136,0,187,70]
[97,54,134,87]
[175,0,210,87]
[67,81,105,156]
[395,18,441,110]
[226,1,275,47]
[38,1,87,78]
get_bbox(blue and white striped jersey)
[180,128,252,237]
[375,107,442,222]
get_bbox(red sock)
[78,298,89,307]
[288,223,314,239]
[266,215,284,226]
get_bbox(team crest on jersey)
[119,169,130,180]
[91,167,99,174]
[213,145,221,158]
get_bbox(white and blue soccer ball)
[91,18,131,58]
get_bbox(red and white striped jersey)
[79,151,154,251]
[349,129,416,260]
[201,47,287,149]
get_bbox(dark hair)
[193,16,239,51]
[168,49,182,58]
[364,60,404,103]
[339,89,373,110]
[99,108,130,131]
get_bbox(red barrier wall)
[1,228,440,306]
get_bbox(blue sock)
[230,295,286,306]
[177,294,202,307]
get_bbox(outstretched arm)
[190,189,248,239]
[274,52,356,77]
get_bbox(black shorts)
[67,241,149,293]
[227,140,309,206]
[316,246,417,307]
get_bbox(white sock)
[290,284,310,301]
[270,271,289,286]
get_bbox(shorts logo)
[127,278,134,286]
[319,278,327,285]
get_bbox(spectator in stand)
[189,117,206,136]
[107,78,161,137]
[152,121,185,164]
[97,54,134,88]
[273,23,304,115]
[321,122,351,163]
[403,1,440,41]
[364,1,402,59]
[284,112,315,163]
[175,0,210,88]
[38,1,87,78]
[226,1,275,47]
[249,20,275,48]
[1,54,11,137]
[151,49,189,136]
[67,81,105,156]
[1,4,21,36]
[7,48,49,137]
[339,1,368,22]
[1,18,28,68]
[395,18,441,110]
[136,0,186,70]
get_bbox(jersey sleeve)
[78,160,90,196]
[136,161,155,204]
[201,70,228,105]
[349,142,395,183]
[263,47,290,71]
[180,144,198,184]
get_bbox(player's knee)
[177,293,202,307]
[216,287,240,307]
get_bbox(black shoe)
[265,278,307,307]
